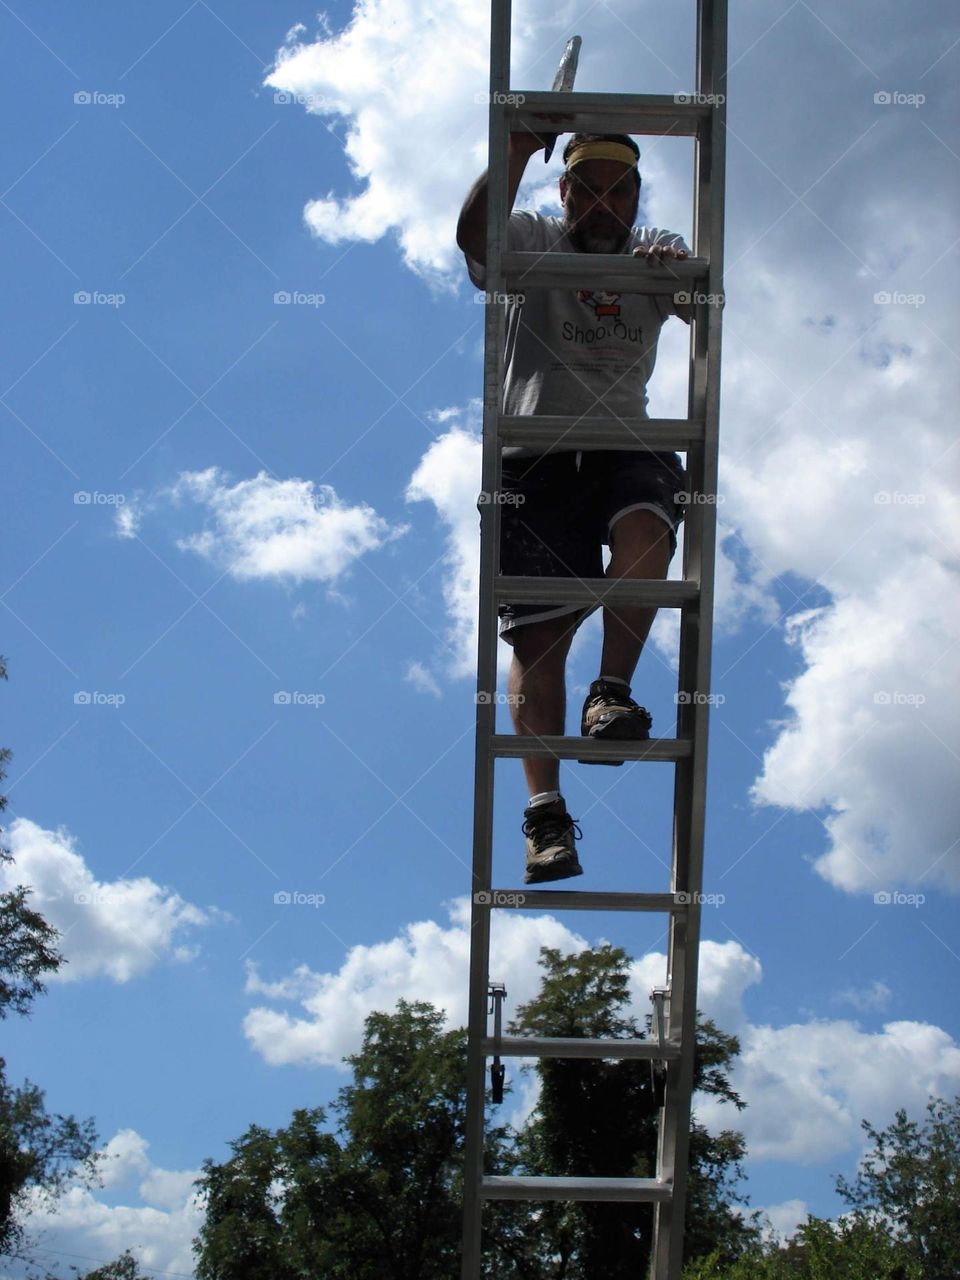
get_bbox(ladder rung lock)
[490,734,691,762]
[480,1176,673,1203]
[481,1035,681,1060]
[505,91,711,137]
[476,889,689,912]
[493,576,697,608]
[500,252,708,293]
[498,416,705,450]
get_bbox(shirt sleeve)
[464,211,553,289]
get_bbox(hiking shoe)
[579,678,652,766]
[522,798,583,885]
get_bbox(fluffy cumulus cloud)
[15,1130,202,1280]
[243,898,588,1067]
[269,2,960,894]
[244,907,960,1171]
[3,818,217,982]
[264,1,698,286]
[404,406,483,678]
[169,467,406,584]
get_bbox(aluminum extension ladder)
[461,2,727,1277]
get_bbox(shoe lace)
[522,809,583,849]
[592,684,645,714]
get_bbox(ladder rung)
[481,1035,681,1060]
[474,889,685,912]
[506,91,711,137]
[491,734,690,763]
[481,1175,672,1203]
[499,416,704,451]
[501,252,707,293]
[493,576,697,608]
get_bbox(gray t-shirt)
[466,211,689,456]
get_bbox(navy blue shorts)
[492,450,685,643]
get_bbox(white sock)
[528,790,561,808]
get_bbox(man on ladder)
[457,129,692,887]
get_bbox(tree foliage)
[0,657,101,1260]
[505,945,758,1277]
[683,1094,960,1280]
[195,1000,484,1280]
[194,950,757,1278]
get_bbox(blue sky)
[2,0,958,1274]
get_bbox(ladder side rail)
[653,2,729,1275]
[461,2,514,1275]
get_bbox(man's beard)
[564,199,639,254]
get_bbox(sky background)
[2,0,958,1275]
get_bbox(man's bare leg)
[599,509,672,682]
[507,613,579,797]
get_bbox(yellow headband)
[565,141,639,172]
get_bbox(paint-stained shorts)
[490,449,686,643]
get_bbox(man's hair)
[563,132,640,185]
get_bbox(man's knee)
[510,613,580,667]
[609,508,673,553]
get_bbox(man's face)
[560,158,640,253]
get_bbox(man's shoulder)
[510,210,567,250]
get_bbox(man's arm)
[456,130,550,267]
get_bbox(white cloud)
[405,659,442,697]
[15,1130,201,1280]
[264,1,697,287]
[761,1199,809,1242]
[244,898,589,1067]
[405,409,483,678]
[245,908,960,1173]
[708,1017,960,1164]
[3,818,218,983]
[171,466,406,585]
[832,979,893,1013]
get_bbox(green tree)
[683,1095,960,1279]
[194,951,756,1278]
[0,657,101,1260]
[195,1000,505,1280]
[507,945,758,1278]
[836,1096,960,1280]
